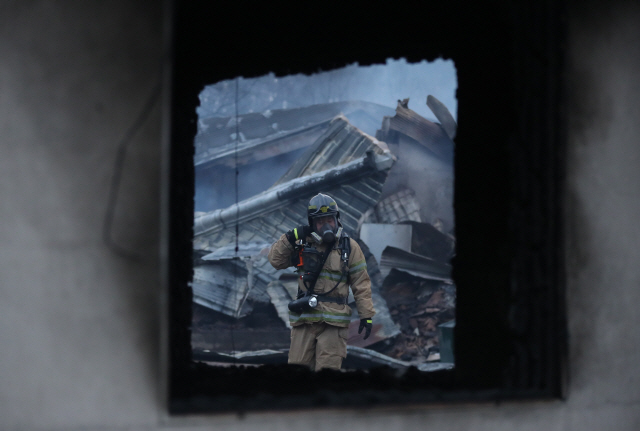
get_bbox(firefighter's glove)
[358,318,373,340]
[286,225,311,247]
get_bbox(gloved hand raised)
[358,318,372,340]
[286,225,311,246]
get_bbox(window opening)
[191,58,458,372]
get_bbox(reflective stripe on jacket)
[268,232,375,327]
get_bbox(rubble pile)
[191,96,457,370]
[374,269,455,363]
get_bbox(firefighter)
[268,193,375,371]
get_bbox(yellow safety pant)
[288,322,348,371]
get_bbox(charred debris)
[191,97,457,371]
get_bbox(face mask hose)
[319,223,336,243]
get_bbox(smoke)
[194,58,458,213]
[195,147,308,213]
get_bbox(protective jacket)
[268,232,375,328]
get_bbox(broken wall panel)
[377,99,454,161]
[379,246,453,281]
[192,262,253,318]
[399,220,455,263]
[426,94,457,140]
[360,223,413,265]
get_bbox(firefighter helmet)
[307,193,340,226]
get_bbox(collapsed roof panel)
[273,115,392,186]
[197,122,328,169]
[194,150,394,238]
[373,99,455,233]
[195,101,395,169]
[375,188,423,224]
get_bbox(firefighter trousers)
[288,322,348,371]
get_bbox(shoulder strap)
[311,236,350,297]
[306,244,333,294]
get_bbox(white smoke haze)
[195,58,457,213]
[197,58,457,122]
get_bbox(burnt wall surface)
[170,0,565,405]
[1,0,640,429]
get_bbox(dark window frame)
[167,0,567,413]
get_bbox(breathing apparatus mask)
[310,215,339,245]
[317,219,337,243]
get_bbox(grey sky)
[197,58,457,123]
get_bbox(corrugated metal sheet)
[273,115,393,186]
[202,241,271,260]
[194,150,394,239]
[192,345,453,371]
[357,188,422,234]
[375,188,422,224]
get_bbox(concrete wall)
[1,1,639,430]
